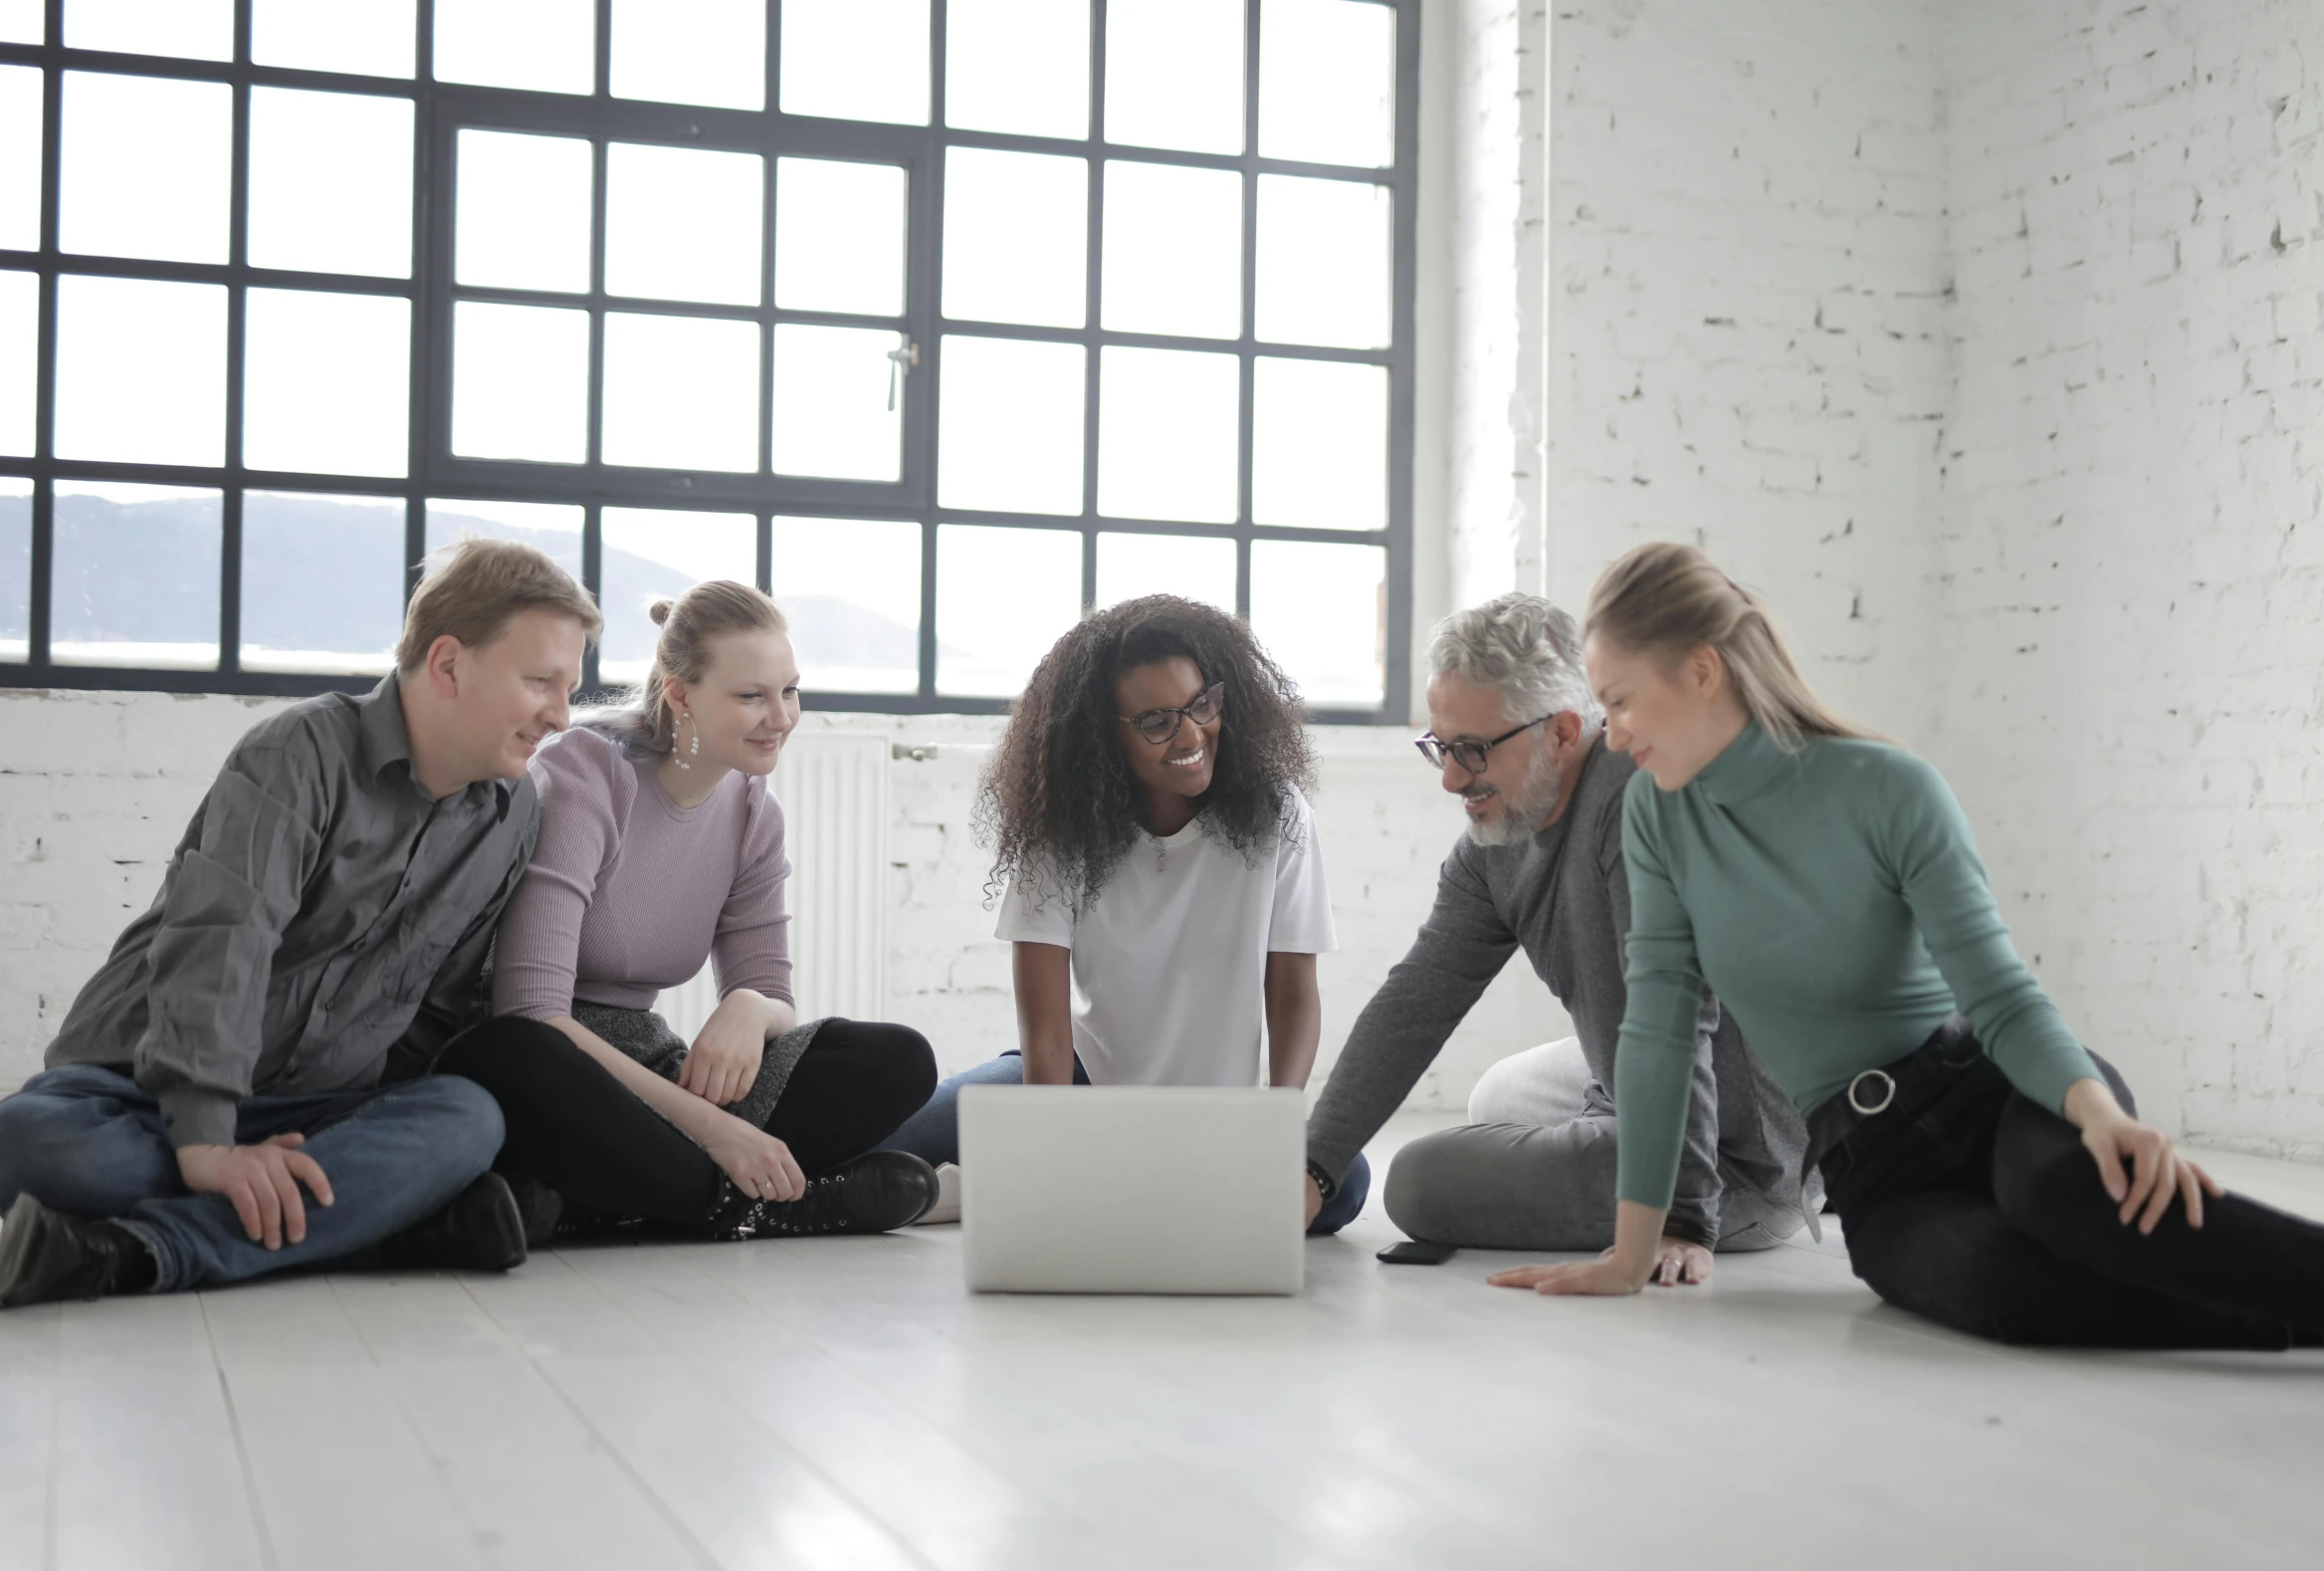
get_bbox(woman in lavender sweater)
[439,580,938,1238]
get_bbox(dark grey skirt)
[569,1001,826,1131]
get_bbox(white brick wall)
[1542,0,1952,742]
[1935,0,2324,1158]
[0,696,1558,1107]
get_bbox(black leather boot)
[378,1174,528,1272]
[701,1150,939,1239]
[0,1195,159,1308]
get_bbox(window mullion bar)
[219,0,254,676]
[1235,0,1260,622]
[917,0,951,701]
[406,0,437,603]
[1079,0,1106,614]
[29,0,62,668]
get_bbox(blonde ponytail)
[1583,543,1873,751]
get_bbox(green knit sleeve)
[1611,772,1713,1214]
[1877,750,2100,1114]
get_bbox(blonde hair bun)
[648,598,676,627]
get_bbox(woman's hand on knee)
[703,1117,805,1204]
[679,993,775,1106]
[2066,1078,2223,1233]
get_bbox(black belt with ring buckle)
[1846,1067,1897,1116]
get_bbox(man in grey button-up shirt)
[0,540,598,1306]
[1303,595,1808,1278]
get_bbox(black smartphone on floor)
[1376,1238,1457,1265]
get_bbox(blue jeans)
[0,1064,505,1292]
[886,1051,1373,1236]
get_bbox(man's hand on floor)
[176,1135,334,1249]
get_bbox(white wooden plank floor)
[5,1119,2322,1571]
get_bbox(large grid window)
[0,0,1418,719]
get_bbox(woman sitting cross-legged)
[886,594,1370,1234]
[1490,542,2324,1348]
[440,580,939,1240]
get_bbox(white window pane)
[600,506,756,679]
[947,0,1087,140]
[780,0,929,126]
[0,476,28,661]
[0,270,32,456]
[1252,357,1385,531]
[456,130,593,294]
[1098,347,1237,524]
[451,301,588,463]
[943,147,1086,329]
[1259,0,1395,167]
[53,482,219,668]
[1101,161,1241,339]
[938,336,1084,515]
[771,324,903,482]
[1249,540,1383,706]
[244,289,410,478]
[602,312,759,472]
[249,89,413,279]
[0,1,42,44]
[1256,175,1391,349]
[0,67,41,252]
[65,0,230,60]
[60,73,231,264]
[426,498,581,578]
[769,517,921,694]
[55,276,225,465]
[1105,0,1241,154]
[1095,532,1234,612]
[241,492,404,674]
[611,0,763,111]
[605,142,762,306]
[253,0,417,78]
[773,158,907,317]
[435,0,594,96]
[936,524,1080,696]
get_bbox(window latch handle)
[886,341,920,411]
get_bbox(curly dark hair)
[977,594,1317,907]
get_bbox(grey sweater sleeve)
[1306,845,1519,1184]
[1597,811,1726,1246]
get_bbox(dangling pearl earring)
[672,711,692,771]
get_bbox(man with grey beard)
[1301,593,1809,1277]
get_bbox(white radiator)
[656,732,892,1039]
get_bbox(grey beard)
[1462,748,1563,847]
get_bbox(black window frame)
[0,0,1420,723]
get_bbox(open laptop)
[958,1085,1306,1295]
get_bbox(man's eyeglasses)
[1414,716,1550,774]
[1120,681,1225,745]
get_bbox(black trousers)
[438,1015,937,1228]
[1822,1035,2324,1349]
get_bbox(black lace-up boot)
[701,1150,938,1239]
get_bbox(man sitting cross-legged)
[1303,594,1811,1280]
[0,539,601,1307]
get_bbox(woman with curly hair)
[888,594,1370,1234]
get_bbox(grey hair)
[1426,592,1602,728]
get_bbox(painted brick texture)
[1935,0,2324,1156]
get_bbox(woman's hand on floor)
[679,992,774,1105]
[1487,1256,1649,1296]
[2065,1077,2223,1234]
[702,1116,805,1205]
[1645,1235,1713,1286]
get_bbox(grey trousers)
[1383,1039,1802,1251]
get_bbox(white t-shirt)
[994,786,1337,1086]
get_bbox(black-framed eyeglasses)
[1414,716,1551,774]
[1120,682,1226,746]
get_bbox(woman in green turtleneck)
[1490,542,2324,1349]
